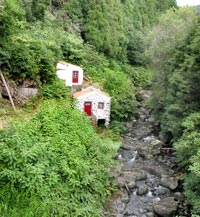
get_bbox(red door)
[72,71,79,83]
[84,102,92,116]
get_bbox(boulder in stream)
[160,175,178,190]
[136,170,147,181]
[153,197,177,217]
[116,177,126,188]
[154,186,170,198]
[136,184,149,196]
[127,180,136,189]
[174,192,185,202]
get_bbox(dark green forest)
[0,0,200,216]
[148,7,200,214]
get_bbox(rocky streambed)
[103,91,189,217]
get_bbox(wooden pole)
[0,72,17,113]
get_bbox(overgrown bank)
[0,96,120,216]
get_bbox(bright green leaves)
[61,33,84,63]
[0,98,120,216]
[103,68,136,121]
[42,78,71,99]
[175,113,200,215]
[0,0,25,41]
[175,113,200,167]
[31,0,50,22]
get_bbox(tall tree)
[81,0,127,60]
[148,7,197,141]
[123,0,177,65]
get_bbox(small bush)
[110,120,127,135]
[42,78,71,99]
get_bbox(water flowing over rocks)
[103,90,189,217]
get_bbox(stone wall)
[2,86,38,102]
[76,92,111,126]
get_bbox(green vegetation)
[0,97,120,216]
[148,7,200,215]
[175,113,200,214]
[148,6,197,142]
[0,0,161,125]
[6,0,200,216]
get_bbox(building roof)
[57,61,83,70]
[73,86,110,98]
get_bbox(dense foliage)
[0,0,176,123]
[0,98,120,216]
[64,0,177,64]
[148,7,197,142]
[148,7,200,215]
[175,113,200,214]
[0,0,181,216]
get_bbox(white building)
[73,86,111,127]
[56,61,83,87]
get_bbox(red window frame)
[72,71,79,83]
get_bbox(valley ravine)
[103,90,189,217]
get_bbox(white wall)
[76,91,111,126]
[56,62,83,86]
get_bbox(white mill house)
[56,61,83,87]
[56,61,111,127]
[73,86,111,127]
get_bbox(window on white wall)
[72,71,79,83]
[98,102,104,109]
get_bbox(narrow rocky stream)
[103,90,189,217]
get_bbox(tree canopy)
[148,7,200,215]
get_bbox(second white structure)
[73,86,111,127]
[56,61,83,87]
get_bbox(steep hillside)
[0,0,176,125]
[0,96,120,216]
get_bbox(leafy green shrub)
[184,169,200,215]
[110,120,127,135]
[103,68,137,121]
[175,113,200,167]
[0,99,120,216]
[127,66,152,88]
[175,113,200,215]
[42,78,71,99]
